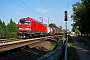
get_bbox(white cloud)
[37,6,49,14]
[16,12,21,14]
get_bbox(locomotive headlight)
[25,28,31,30]
[18,28,22,30]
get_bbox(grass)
[77,37,90,53]
[67,36,79,60]
[48,39,61,52]
[48,44,56,52]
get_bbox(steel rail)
[0,35,64,52]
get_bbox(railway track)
[0,35,62,44]
[0,35,64,52]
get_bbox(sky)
[0,0,81,31]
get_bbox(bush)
[6,32,20,38]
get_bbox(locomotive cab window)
[19,20,30,24]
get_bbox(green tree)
[6,18,19,38]
[0,19,3,38]
[71,0,90,36]
[2,21,7,38]
[7,18,18,32]
[58,26,62,30]
[0,19,7,38]
[49,23,58,28]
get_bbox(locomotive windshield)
[19,20,30,24]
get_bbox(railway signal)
[64,11,68,21]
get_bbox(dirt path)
[71,37,90,60]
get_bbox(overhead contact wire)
[40,0,57,19]
[18,0,43,17]
[11,0,40,17]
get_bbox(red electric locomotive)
[17,17,47,38]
